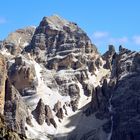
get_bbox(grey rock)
[3,15,140,140]
[54,101,64,119]
[27,15,100,74]
[102,45,116,70]
[69,84,80,99]
[26,116,33,127]
[4,78,28,135]
[84,85,108,118]
[69,84,80,111]
[83,82,93,96]
[45,105,57,128]
[104,48,140,140]
[3,26,35,55]
[8,56,36,94]
[15,56,23,66]
[70,99,79,112]
[32,99,45,125]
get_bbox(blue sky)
[0,0,140,53]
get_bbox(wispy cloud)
[92,31,128,45]
[93,31,109,39]
[92,31,140,53]
[109,37,128,44]
[132,36,140,45]
[0,17,7,24]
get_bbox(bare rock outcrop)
[2,27,35,55]
[108,48,140,140]
[0,114,29,140]
[24,15,103,115]
[4,78,28,136]
[54,101,64,120]
[32,99,45,125]
[68,84,80,111]
[25,15,101,75]
[103,45,116,70]
[84,83,109,118]
[45,105,57,128]
[83,82,94,96]
[0,54,7,114]
[8,56,36,94]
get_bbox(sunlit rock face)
[28,15,100,70]
[4,78,29,136]
[23,15,104,122]
[2,26,35,55]
[8,56,36,94]
[0,54,7,114]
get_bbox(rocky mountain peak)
[40,15,74,31]
[32,15,96,50]
[0,15,140,140]
[109,45,115,54]
[29,15,100,74]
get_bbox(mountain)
[0,15,140,140]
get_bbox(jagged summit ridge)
[41,15,79,31]
[29,15,99,73]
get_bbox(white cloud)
[93,31,109,39]
[132,36,140,45]
[92,30,140,48]
[109,37,128,44]
[0,17,6,24]
[92,31,128,45]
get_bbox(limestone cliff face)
[110,48,140,140]
[28,15,100,71]
[0,15,104,140]
[4,78,29,136]
[102,45,116,70]
[2,27,35,55]
[8,56,36,94]
[83,46,140,140]
[0,114,29,140]
[25,15,103,112]
[0,54,7,114]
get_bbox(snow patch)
[54,82,91,138]
[0,48,11,56]
[22,42,29,47]
[26,114,55,140]
[18,37,21,44]
[24,60,74,139]
[24,57,111,140]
